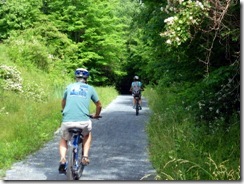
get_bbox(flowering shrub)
[23,82,48,102]
[0,65,23,92]
[0,64,48,102]
[160,0,210,46]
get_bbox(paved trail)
[4,95,156,180]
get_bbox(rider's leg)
[139,96,142,109]
[83,132,92,157]
[133,97,136,108]
[59,138,68,163]
[132,93,135,108]
[81,132,92,164]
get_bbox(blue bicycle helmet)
[75,68,89,78]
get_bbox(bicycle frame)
[66,128,84,180]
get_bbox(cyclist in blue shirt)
[59,68,102,173]
[130,76,143,109]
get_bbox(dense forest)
[0,0,240,180]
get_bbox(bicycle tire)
[136,99,139,116]
[67,145,74,180]
[74,143,84,180]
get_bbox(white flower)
[164,17,174,24]
[166,39,172,44]
[178,0,184,4]
[196,1,204,9]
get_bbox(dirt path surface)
[4,95,156,181]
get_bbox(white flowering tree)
[159,0,240,124]
[160,0,209,47]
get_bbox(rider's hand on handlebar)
[90,114,102,119]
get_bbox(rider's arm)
[61,98,66,111]
[140,82,143,91]
[62,87,68,111]
[130,82,133,92]
[94,100,102,118]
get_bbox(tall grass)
[0,91,61,170]
[143,87,240,180]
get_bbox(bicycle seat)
[68,128,83,133]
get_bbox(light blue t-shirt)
[131,81,142,92]
[62,82,99,122]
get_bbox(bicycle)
[133,90,141,116]
[66,127,84,180]
[64,115,102,180]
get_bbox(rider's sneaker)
[58,162,66,174]
[139,106,142,110]
[81,156,90,166]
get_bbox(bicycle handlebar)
[86,114,102,119]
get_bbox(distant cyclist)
[59,68,102,173]
[130,75,143,109]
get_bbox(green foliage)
[0,0,134,86]
[128,0,240,128]
[0,0,43,40]
[77,0,128,85]
[5,23,78,73]
[5,32,51,70]
[43,0,129,85]
[144,87,240,180]
[192,65,240,125]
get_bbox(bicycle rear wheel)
[75,143,84,180]
[67,146,75,180]
[136,99,139,116]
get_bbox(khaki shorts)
[61,120,92,140]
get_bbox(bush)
[6,32,51,71]
[144,86,240,180]
[0,64,23,92]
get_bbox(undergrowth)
[144,87,240,180]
